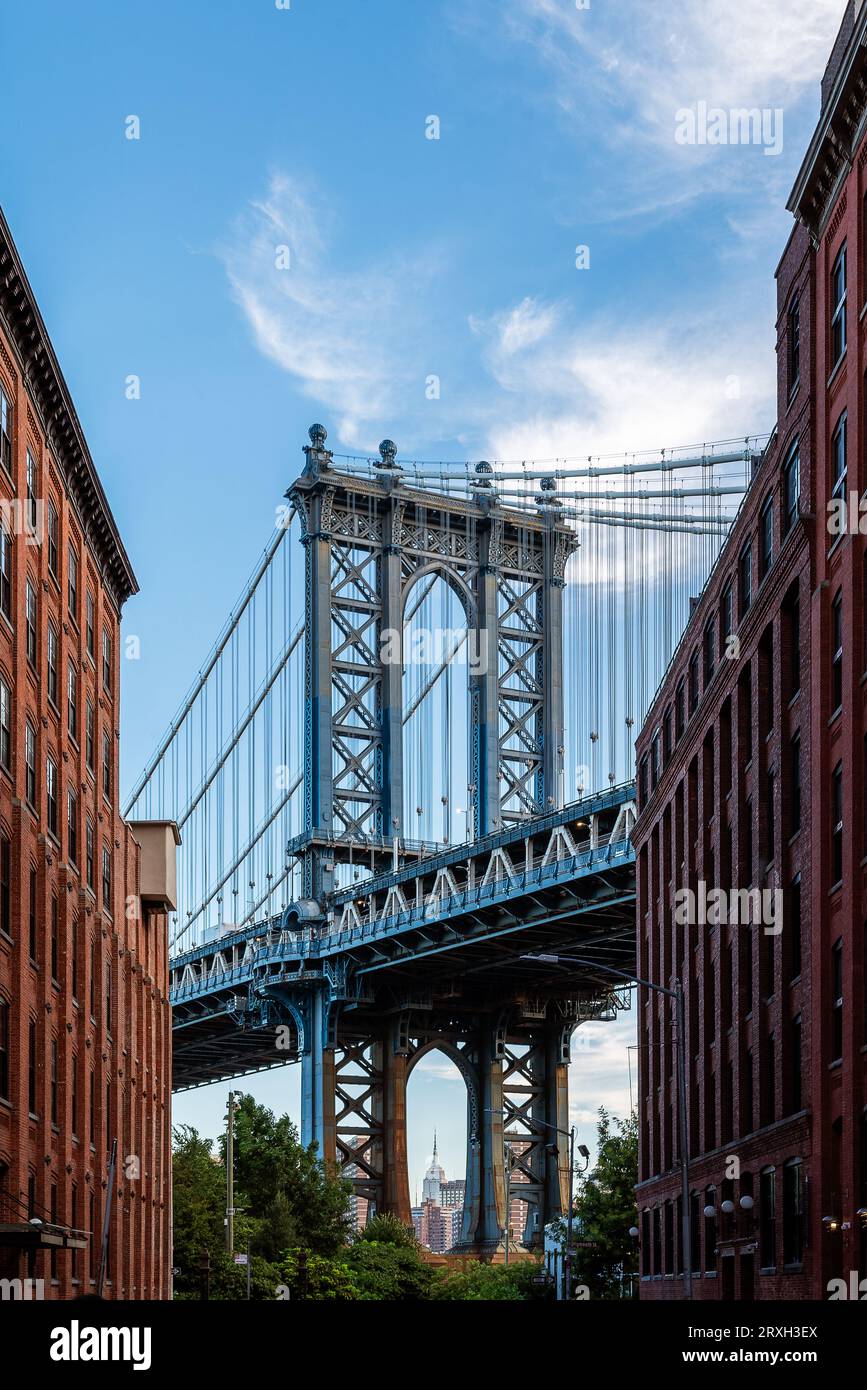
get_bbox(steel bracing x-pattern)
[290,428,576,897]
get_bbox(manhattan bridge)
[126,422,765,1257]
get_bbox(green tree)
[344,1241,435,1300]
[171,1126,226,1296]
[219,1094,352,1255]
[354,1212,420,1249]
[431,1258,551,1301]
[275,1249,359,1301]
[568,1108,638,1299]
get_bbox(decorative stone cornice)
[0,205,138,607]
[788,15,867,241]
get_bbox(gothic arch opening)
[401,573,473,848]
[406,1044,470,1252]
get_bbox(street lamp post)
[521,953,693,1300]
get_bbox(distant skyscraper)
[416,1133,464,1251]
[421,1133,445,1204]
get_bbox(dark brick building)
[634,3,867,1301]
[0,206,177,1299]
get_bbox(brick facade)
[633,5,867,1301]
[0,207,173,1299]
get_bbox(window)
[0,675,10,770]
[760,1168,777,1269]
[68,663,78,741]
[50,895,58,980]
[50,1038,58,1126]
[783,1161,805,1265]
[650,731,660,789]
[47,500,58,577]
[721,581,733,649]
[675,679,685,740]
[831,411,847,504]
[703,619,715,685]
[28,1018,37,1114]
[704,1188,717,1273]
[0,835,9,938]
[89,940,96,1018]
[25,449,37,531]
[744,796,753,887]
[85,820,94,891]
[789,877,802,981]
[85,699,94,770]
[29,864,37,960]
[102,844,112,914]
[46,756,58,837]
[766,769,775,862]
[739,544,752,619]
[638,755,648,808]
[831,243,847,366]
[25,722,36,806]
[25,580,37,666]
[790,735,801,836]
[663,707,672,765]
[790,1015,802,1113]
[68,546,78,620]
[105,959,112,1033]
[759,495,773,578]
[71,917,78,1000]
[68,789,78,866]
[831,763,843,886]
[0,523,10,620]
[783,442,800,535]
[102,731,111,802]
[831,938,843,1062]
[0,383,11,473]
[86,592,95,658]
[831,590,843,715]
[0,996,8,1099]
[787,296,800,394]
[787,588,801,696]
[47,624,58,705]
[102,628,112,694]
[688,650,699,715]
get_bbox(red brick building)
[0,206,177,1299]
[634,3,867,1301]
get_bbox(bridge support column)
[454,1026,508,1260]
[377,1038,412,1226]
[299,991,336,1165]
[536,1025,571,1230]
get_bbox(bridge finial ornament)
[378,438,399,468]
[308,422,328,449]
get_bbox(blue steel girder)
[169,785,637,1093]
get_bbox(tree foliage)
[431,1257,552,1301]
[568,1108,638,1299]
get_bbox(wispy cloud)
[470,294,773,463]
[459,0,844,220]
[218,173,441,446]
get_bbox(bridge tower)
[279,424,584,1256]
[289,424,576,902]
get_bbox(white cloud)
[218,173,440,447]
[472,0,845,218]
[471,294,774,463]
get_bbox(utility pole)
[565,1126,575,1302]
[226,1091,236,1255]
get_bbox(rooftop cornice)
[0,205,138,607]
[788,10,867,240]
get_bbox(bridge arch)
[401,572,474,848]
[406,1037,478,1249]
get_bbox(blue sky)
[0,0,847,1190]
